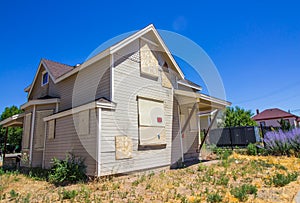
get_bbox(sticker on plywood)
[115,136,133,160]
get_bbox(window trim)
[41,71,49,86]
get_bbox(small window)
[260,121,266,127]
[42,72,49,86]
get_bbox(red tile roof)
[42,59,74,80]
[252,108,297,121]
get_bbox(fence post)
[229,127,233,150]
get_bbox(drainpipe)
[97,107,102,176]
[29,105,36,166]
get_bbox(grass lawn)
[0,153,299,202]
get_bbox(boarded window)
[34,110,53,149]
[23,113,32,149]
[48,120,55,139]
[188,108,198,132]
[161,71,172,89]
[140,39,159,78]
[138,98,166,146]
[115,136,133,160]
[74,110,90,136]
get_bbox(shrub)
[19,167,49,181]
[230,184,257,201]
[9,189,19,199]
[48,153,87,185]
[60,189,78,200]
[207,192,222,203]
[268,172,298,187]
[213,147,232,160]
[246,143,257,155]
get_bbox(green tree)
[278,118,292,131]
[0,106,23,153]
[223,106,257,127]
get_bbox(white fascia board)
[109,25,154,54]
[198,93,231,107]
[52,24,185,85]
[43,101,115,122]
[21,98,60,110]
[0,113,25,127]
[177,80,202,91]
[174,89,231,107]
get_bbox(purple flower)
[263,128,300,155]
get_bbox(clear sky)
[1,1,300,116]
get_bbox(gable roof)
[42,59,74,79]
[27,24,186,97]
[252,108,298,121]
[55,24,185,83]
[27,59,74,98]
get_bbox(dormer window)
[42,71,49,86]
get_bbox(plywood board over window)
[140,39,159,78]
[23,113,32,149]
[188,108,198,132]
[34,110,53,149]
[115,136,133,160]
[138,97,166,146]
[48,120,55,140]
[74,110,90,136]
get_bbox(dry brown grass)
[0,153,300,202]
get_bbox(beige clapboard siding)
[69,56,111,108]
[100,40,173,175]
[29,65,49,100]
[44,109,97,175]
[48,76,59,97]
[31,151,43,167]
[56,56,110,112]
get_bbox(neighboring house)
[252,108,299,128]
[0,24,230,176]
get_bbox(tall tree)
[0,106,23,153]
[223,106,257,127]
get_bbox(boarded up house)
[0,24,230,176]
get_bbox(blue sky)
[0,1,300,115]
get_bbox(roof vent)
[74,64,80,68]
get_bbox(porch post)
[2,127,9,166]
[177,106,184,163]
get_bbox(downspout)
[29,105,36,166]
[110,54,114,102]
[177,105,184,163]
[97,107,102,176]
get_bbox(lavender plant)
[264,128,300,156]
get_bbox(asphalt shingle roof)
[42,58,74,80]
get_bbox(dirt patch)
[0,153,299,202]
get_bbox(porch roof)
[174,89,231,110]
[0,113,24,128]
